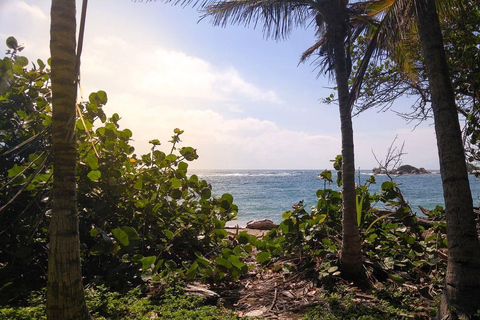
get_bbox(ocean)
[192,169,480,227]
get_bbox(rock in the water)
[393,165,430,175]
[372,164,431,175]
[246,219,276,230]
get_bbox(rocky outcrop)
[372,165,430,175]
[394,165,430,175]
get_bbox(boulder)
[371,166,432,175]
[246,219,276,230]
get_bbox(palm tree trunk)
[329,1,363,280]
[415,0,480,317]
[47,0,90,319]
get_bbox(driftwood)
[184,284,219,303]
[246,219,277,230]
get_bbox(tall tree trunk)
[329,0,364,280]
[47,1,90,319]
[415,0,480,317]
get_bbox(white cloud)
[81,36,283,106]
[2,1,47,21]
[0,1,50,61]
[102,94,339,169]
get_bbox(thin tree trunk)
[330,0,363,280]
[415,0,480,317]
[47,0,90,319]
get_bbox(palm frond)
[203,0,316,40]
[298,36,332,76]
[348,0,415,111]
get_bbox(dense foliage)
[0,284,240,320]
[0,38,244,303]
[246,164,446,290]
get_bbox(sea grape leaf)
[170,178,182,189]
[112,228,129,246]
[141,256,157,270]
[215,257,232,269]
[87,170,101,181]
[256,251,271,264]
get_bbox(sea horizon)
[190,169,480,227]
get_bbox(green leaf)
[7,164,24,178]
[149,139,161,146]
[121,226,139,241]
[112,228,129,246]
[227,255,246,270]
[97,90,108,104]
[256,251,271,264]
[170,189,183,199]
[84,154,99,170]
[37,59,45,70]
[381,181,395,190]
[89,243,105,255]
[131,254,144,263]
[141,256,157,270]
[165,154,177,162]
[121,227,140,241]
[165,230,174,240]
[180,147,198,161]
[221,193,234,204]
[15,56,28,67]
[6,36,18,49]
[388,274,405,284]
[164,260,177,270]
[186,261,199,279]
[195,255,211,266]
[170,178,182,189]
[215,257,233,269]
[214,229,228,238]
[200,188,211,199]
[90,228,99,237]
[178,162,188,172]
[134,178,143,190]
[87,170,101,181]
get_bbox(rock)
[394,165,421,174]
[373,165,431,175]
[372,167,387,175]
[246,219,276,230]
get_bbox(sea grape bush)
[0,39,53,299]
[250,164,447,285]
[0,39,245,302]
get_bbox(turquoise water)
[192,170,480,227]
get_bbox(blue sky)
[0,0,440,169]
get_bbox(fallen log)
[185,284,219,304]
[246,219,277,230]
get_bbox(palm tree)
[47,0,90,318]
[349,0,480,316]
[204,0,370,280]
[415,1,480,317]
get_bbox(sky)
[0,0,441,170]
